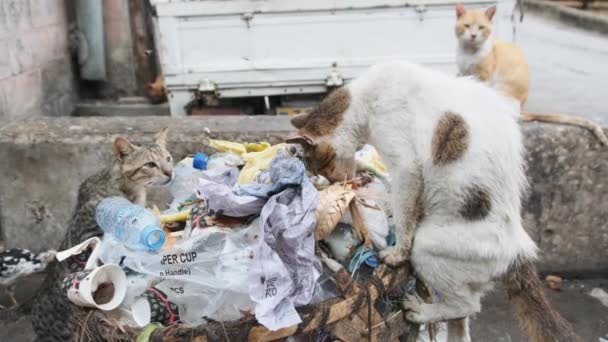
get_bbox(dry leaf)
[349,201,373,248]
[315,183,356,240]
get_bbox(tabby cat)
[30,129,174,341]
[455,3,608,146]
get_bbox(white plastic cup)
[62,264,127,310]
[132,281,181,327]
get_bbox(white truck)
[151,0,521,116]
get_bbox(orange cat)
[455,3,608,146]
[147,75,167,104]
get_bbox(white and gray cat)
[288,61,579,342]
[31,128,173,342]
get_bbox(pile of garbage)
[57,139,394,332]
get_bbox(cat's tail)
[521,110,608,146]
[502,256,581,342]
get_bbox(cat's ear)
[113,137,136,160]
[286,132,316,150]
[456,2,466,18]
[290,113,310,129]
[154,127,169,147]
[485,6,496,20]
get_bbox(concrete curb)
[526,0,608,34]
[1,117,607,273]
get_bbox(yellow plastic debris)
[160,209,192,224]
[208,139,271,155]
[238,144,286,184]
[244,141,271,152]
[355,145,388,179]
[208,139,247,155]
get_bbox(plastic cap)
[193,152,208,170]
[140,226,166,251]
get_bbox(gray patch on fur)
[459,185,492,220]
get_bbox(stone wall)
[0,116,606,274]
[0,1,76,120]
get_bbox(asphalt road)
[518,14,608,125]
[418,279,608,342]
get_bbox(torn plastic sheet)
[200,166,239,187]
[248,151,321,331]
[56,237,102,271]
[195,178,265,217]
[237,149,306,198]
[98,224,257,321]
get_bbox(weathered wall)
[99,0,138,98]
[0,1,76,120]
[0,117,606,274]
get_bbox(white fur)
[456,36,493,76]
[321,61,538,340]
[456,37,523,119]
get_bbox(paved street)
[418,279,608,342]
[518,14,608,125]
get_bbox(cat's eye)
[166,156,171,162]
[145,162,158,168]
[464,24,470,28]
[478,25,485,29]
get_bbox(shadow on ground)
[1,274,607,342]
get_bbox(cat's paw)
[379,246,409,266]
[402,294,426,323]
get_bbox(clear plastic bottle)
[96,197,165,251]
[167,156,202,212]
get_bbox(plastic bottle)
[167,156,202,212]
[95,197,165,251]
[169,153,242,204]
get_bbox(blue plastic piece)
[348,245,379,273]
[193,152,208,170]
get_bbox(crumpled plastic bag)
[137,278,253,324]
[323,223,360,262]
[98,224,258,321]
[121,272,160,308]
[237,149,306,198]
[195,178,265,217]
[200,166,239,187]
[207,152,244,170]
[248,150,321,331]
